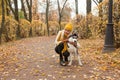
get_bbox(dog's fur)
[67,33,82,66]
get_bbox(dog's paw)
[79,63,83,66]
[68,62,72,66]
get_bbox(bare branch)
[96,0,99,3]
[20,0,28,20]
[93,0,98,6]
[7,0,15,15]
[57,0,60,15]
[60,0,68,14]
[26,0,30,8]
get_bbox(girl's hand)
[62,39,69,42]
[69,42,77,47]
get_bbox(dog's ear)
[73,33,78,38]
[74,30,79,38]
[69,31,79,38]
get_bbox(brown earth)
[0,36,120,80]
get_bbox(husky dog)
[67,33,82,66]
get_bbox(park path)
[0,36,120,80]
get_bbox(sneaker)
[60,61,66,66]
[65,61,69,65]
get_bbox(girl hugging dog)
[55,23,76,66]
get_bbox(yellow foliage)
[31,20,45,36]
[99,66,107,71]
[0,16,18,42]
[48,21,59,35]
[19,19,31,38]
[0,0,8,15]
[71,0,120,43]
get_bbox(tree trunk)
[5,0,10,16]
[21,0,28,20]
[26,0,32,22]
[7,0,20,37]
[0,0,5,44]
[57,0,68,30]
[75,0,78,15]
[13,0,21,37]
[46,0,50,36]
[8,0,15,16]
[86,0,91,14]
[14,0,19,21]
[29,0,32,22]
[75,0,78,23]
[8,0,19,21]
[86,0,91,38]
[57,0,61,30]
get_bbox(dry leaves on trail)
[0,37,120,80]
[80,39,120,69]
[0,45,20,72]
[79,39,120,79]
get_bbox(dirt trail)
[0,36,119,80]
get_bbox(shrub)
[31,20,45,36]
[73,15,92,39]
[19,19,31,38]
[48,21,59,35]
[114,21,120,48]
[0,16,18,43]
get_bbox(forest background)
[0,0,120,48]
[0,0,120,79]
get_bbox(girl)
[55,23,73,66]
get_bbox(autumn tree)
[46,0,50,36]
[75,0,79,23]
[86,0,91,14]
[5,0,10,16]
[57,0,68,30]
[26,0,32,22]
[20,0,32,22]
[7,0,21,37]
[7,0,19,22]
[20,0,28,20]
[93,0,104,35]
[0,0,10,16]
[39,0,56,36]
[32,0,40,20]
[0,0,9,16]
[93,0,103,17]
[61,6,71,21]
[0,0,5,43]
[113,0,120,48]
[86,0,92,38]
[48,0,58,21]
[75,0,78,15]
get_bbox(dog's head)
[68,33,78,43]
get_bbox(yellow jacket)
[55,23,73,53]
[55,30,68,53]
